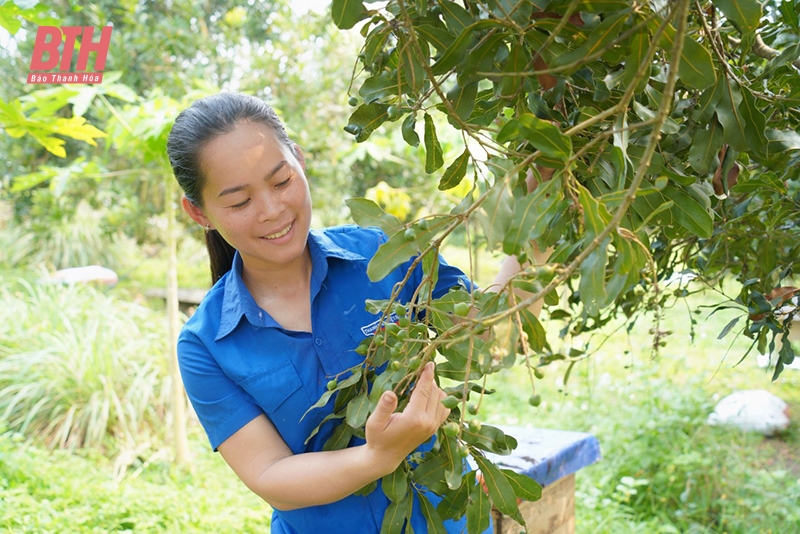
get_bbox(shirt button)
[315,338,322,346]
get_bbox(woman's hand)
[363,362,450,471]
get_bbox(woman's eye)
[276,177,291,187]
[230,199,250,209]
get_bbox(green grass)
[2,242,799,533]
[475,284,800,534]
[0,428,270,533]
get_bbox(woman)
[167,92,541,533]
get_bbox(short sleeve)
[177,331,263,451]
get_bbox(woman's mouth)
[262,222,293,240]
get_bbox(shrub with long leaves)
[0,280,169,450]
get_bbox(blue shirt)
[178,225,482,534]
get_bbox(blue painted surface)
[481,427,601,487]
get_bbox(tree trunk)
[166,175,190,465]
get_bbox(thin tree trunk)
[166,175,190,465]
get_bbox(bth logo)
[27,26,113,85]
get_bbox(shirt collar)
[215,229,366,340]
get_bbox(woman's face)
[186,120,313,273]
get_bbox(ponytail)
[206,230,237,285]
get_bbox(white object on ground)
[707,389,790,436]
[45,265,119,286]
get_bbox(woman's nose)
[256,190,284,221]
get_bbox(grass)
[476,281,800,533]
[0,428,270,533]
[2,240,799,533]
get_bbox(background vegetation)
[1,0,798,532]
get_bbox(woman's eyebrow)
[217,160,288,198]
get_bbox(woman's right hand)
[363,362,450,471]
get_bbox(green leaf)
[688,119,724,175]
[359,74,401,104]
[460,423,517,455]
[661,185,713,238]
[550,12,629,72]
[477,179,515,252]
[419,490,450,534]
[461,33,505,85]
[517,114,572,161]
[382,464,408,502]
[438,0,472,35]
[718,316,741,340]
[579,184,612,240]
[693,77,724,124]
[519,309,547,353]
[347,103,389,142]
[439,149,470,191]
[505,176,561,255]
[466,482,491,534]
[501,41,529,97]
[549,0,631,11]
[441,433,465,490]
[346,198,402,233]
[415,24,455,53]
[446,80,478,123]
[331,0,365,30]
[623,31,650,93]
[399,36,426,93]
[367,216,449,281]
[323,421,355,451]
[431,19,502,76]
[380,494,410,534]
[738,86,767,155]
[654,22,716,90]
[714,0,762,34]
[345,390,371,428]
[411,453,450,495]
[473,454,523,523]
[501,469,543,501]
[436,470,475,521]
[364,25,390,66]
[424,113,444,173]
[580,238,610,317]
[402,113,420,147]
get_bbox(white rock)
[707,389,790,436]
[45,265,118,286]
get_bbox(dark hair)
[166,93,295,284]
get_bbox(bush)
[0,279,169,451]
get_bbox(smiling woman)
[165,92,483,533]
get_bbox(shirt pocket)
[237,366,310,453]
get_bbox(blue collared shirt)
[178,225,479,534]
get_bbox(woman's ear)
[182,196,213,230]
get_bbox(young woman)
[167,92,544,533]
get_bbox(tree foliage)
[302,0,800,530]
